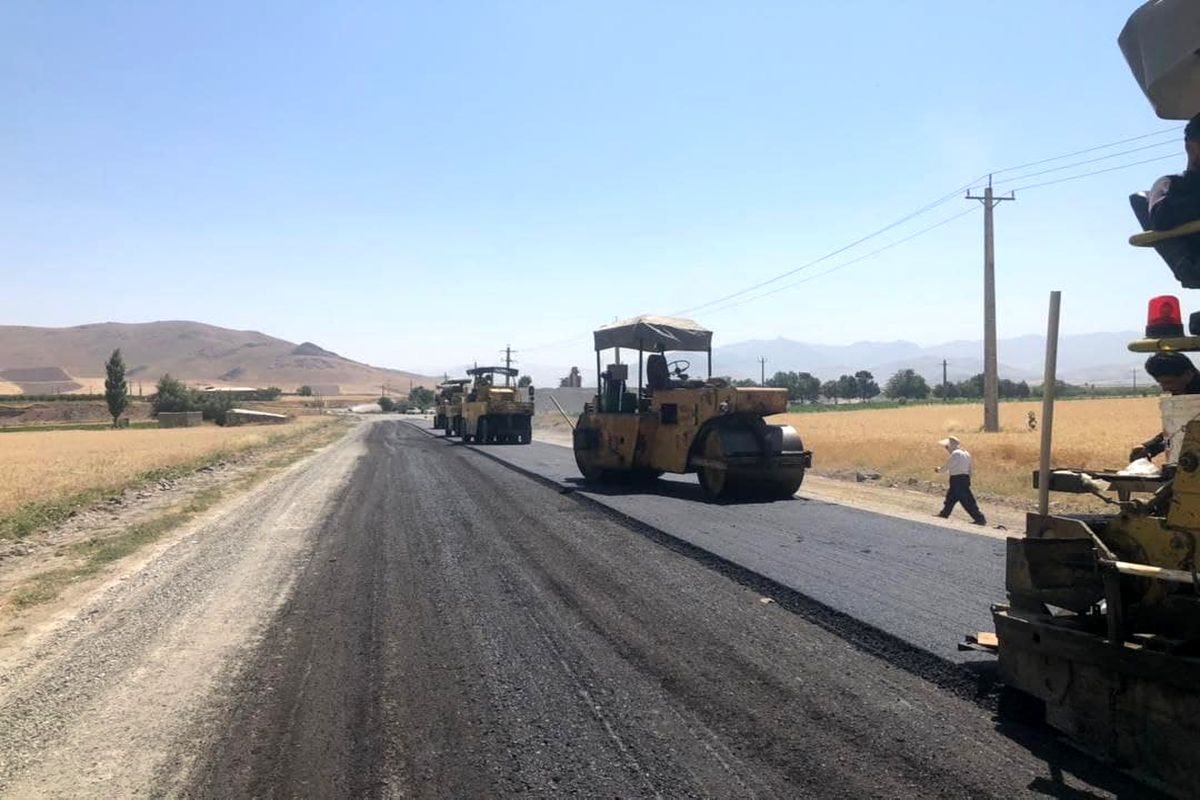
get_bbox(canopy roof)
[1120,0,1200,119]
[593,314,712,352]
[438,379,471,386]
[468,366,518,377]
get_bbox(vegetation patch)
[3,419,347,610]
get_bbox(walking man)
[934,436,987,525]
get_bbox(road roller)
[571,315,811,501]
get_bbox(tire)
[478,418,490,445]
[697,429,732,500]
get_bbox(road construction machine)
[432,379,470,437]
[973,5,1200,796]
[459,366,534,444]
[571,315,811,501]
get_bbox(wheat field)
[774,397,1163,501]
[0,417,330,516]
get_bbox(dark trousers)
[940,474,985,523]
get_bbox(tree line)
[757,367,1111,403]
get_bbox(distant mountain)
[709,332,1146,386]
[0,321,437,394]
[523,331,1150,388]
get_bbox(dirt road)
[0,421,1152,798]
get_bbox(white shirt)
[943,448,972,476]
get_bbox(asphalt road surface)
[189,422,1144,798]
[0,420,1156,798]
[418,421,1006,664]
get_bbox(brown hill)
[0,321,437,394]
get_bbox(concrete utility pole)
[500,345,518,386]
[967,175,1014,432]
[942,359,949,402]
[1133,368,1138,393]
[758,357,767,386]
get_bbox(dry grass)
[774,397,1162,505]
[0,417,329,520]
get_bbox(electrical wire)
[1008,152,1178,193]
[989,139,1178,189]
[516,127,1185,353]
[987,126,1182,177]
[669,178,981,318]
[700,206,979,317]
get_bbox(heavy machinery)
[571,315,811,501]
[459,366,534,444]
[432,379,469,437]
[975,5,1200,796]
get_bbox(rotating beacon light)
[1145,295,1184,338]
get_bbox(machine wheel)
[697,428,737,500]
[574,439,608,483]
[478,418,490,445]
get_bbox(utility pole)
[942,359,949,402]
[758,357,767,386]
[500,345,518,386]
[967,175,1014,432]
[1133,368,1137,394]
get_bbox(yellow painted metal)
[1127,336,1200,353]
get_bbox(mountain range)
[525,331,1150,388]
[0,321,437,395]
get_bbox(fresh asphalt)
[190,421,1149,798]
[414,419,1006,666]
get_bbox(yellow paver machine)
[971,4,1200,795]
[571,315,811,501]
[432,379,469,438]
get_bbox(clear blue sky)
[0,1,1184,375]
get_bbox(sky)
[0,1,1189,377]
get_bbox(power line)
[669,178,981,318]
[987,126,1181,176]
[989,139,1177,188]
[701,206,979,317]
[517,127,1183,353]
[1008,152,1178,193]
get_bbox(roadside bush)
[151,375,196,415]
[200,392,235,426]
[378,396,396,413]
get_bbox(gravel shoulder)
[0,420,370,797]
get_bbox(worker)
[1148,114,1200,231]
[934,436,987,526]
[1129,351,1200,461]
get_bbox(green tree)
[255,386,283,401]
[152,374,196,415]
[956,373,985,398]
[767,371,800,400]
[796,372,821,404]
[104,349,129,427]
[821,379,840,404]
[378,396,397,413]
[884,369,930,400]
[836,374,858,401]
[409,386,436,410]
[854,370,880,401]
[932,382,961,400]
[200,392,234,425]
[517,375,532,388]
[297,385,314,396]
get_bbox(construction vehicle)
[459,366,534,444]
[571,315,811,501]
[432,379,470,437]
[971,5,1200,796]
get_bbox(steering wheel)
[666,359,691,377]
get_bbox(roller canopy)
[592,314,712,352]
[1120,0,1200,119]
